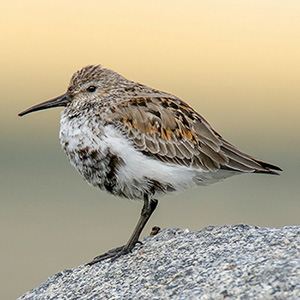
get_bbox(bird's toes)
[86,245,134,266]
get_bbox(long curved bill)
[18,93,70,117]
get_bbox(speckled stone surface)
[18,225,300,300]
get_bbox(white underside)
[104,126,198,188]
[60,113,238,200]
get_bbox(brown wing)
[108,95,281,174]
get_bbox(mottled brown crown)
[68,65,127,95]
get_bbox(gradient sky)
[1,1,300,299]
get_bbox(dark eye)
[87,86,97,93]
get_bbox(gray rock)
[18,225,300,300]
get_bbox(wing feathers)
[110,95,281,174]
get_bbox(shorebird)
[19,65,281,264]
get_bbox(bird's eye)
[87,86,97,93]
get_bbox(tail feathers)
[220,140,282,175]
[253,159,282,175]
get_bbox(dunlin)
[19,65,281,264]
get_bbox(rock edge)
[18,225,300,299]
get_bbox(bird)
[18,65,282,265]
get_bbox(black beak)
[18,93,70,117]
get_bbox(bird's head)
[18,65,123,117]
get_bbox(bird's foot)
[86,241,142,266]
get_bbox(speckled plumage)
[19,65,282,263]
[58,65,280,201]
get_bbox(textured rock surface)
[18,225,300,300]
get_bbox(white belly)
[59,112,234,200]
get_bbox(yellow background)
[1,1,300,299]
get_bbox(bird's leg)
[87,195,158,265]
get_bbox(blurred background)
[1,1,300,299]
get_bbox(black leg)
[87,195,158,265]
